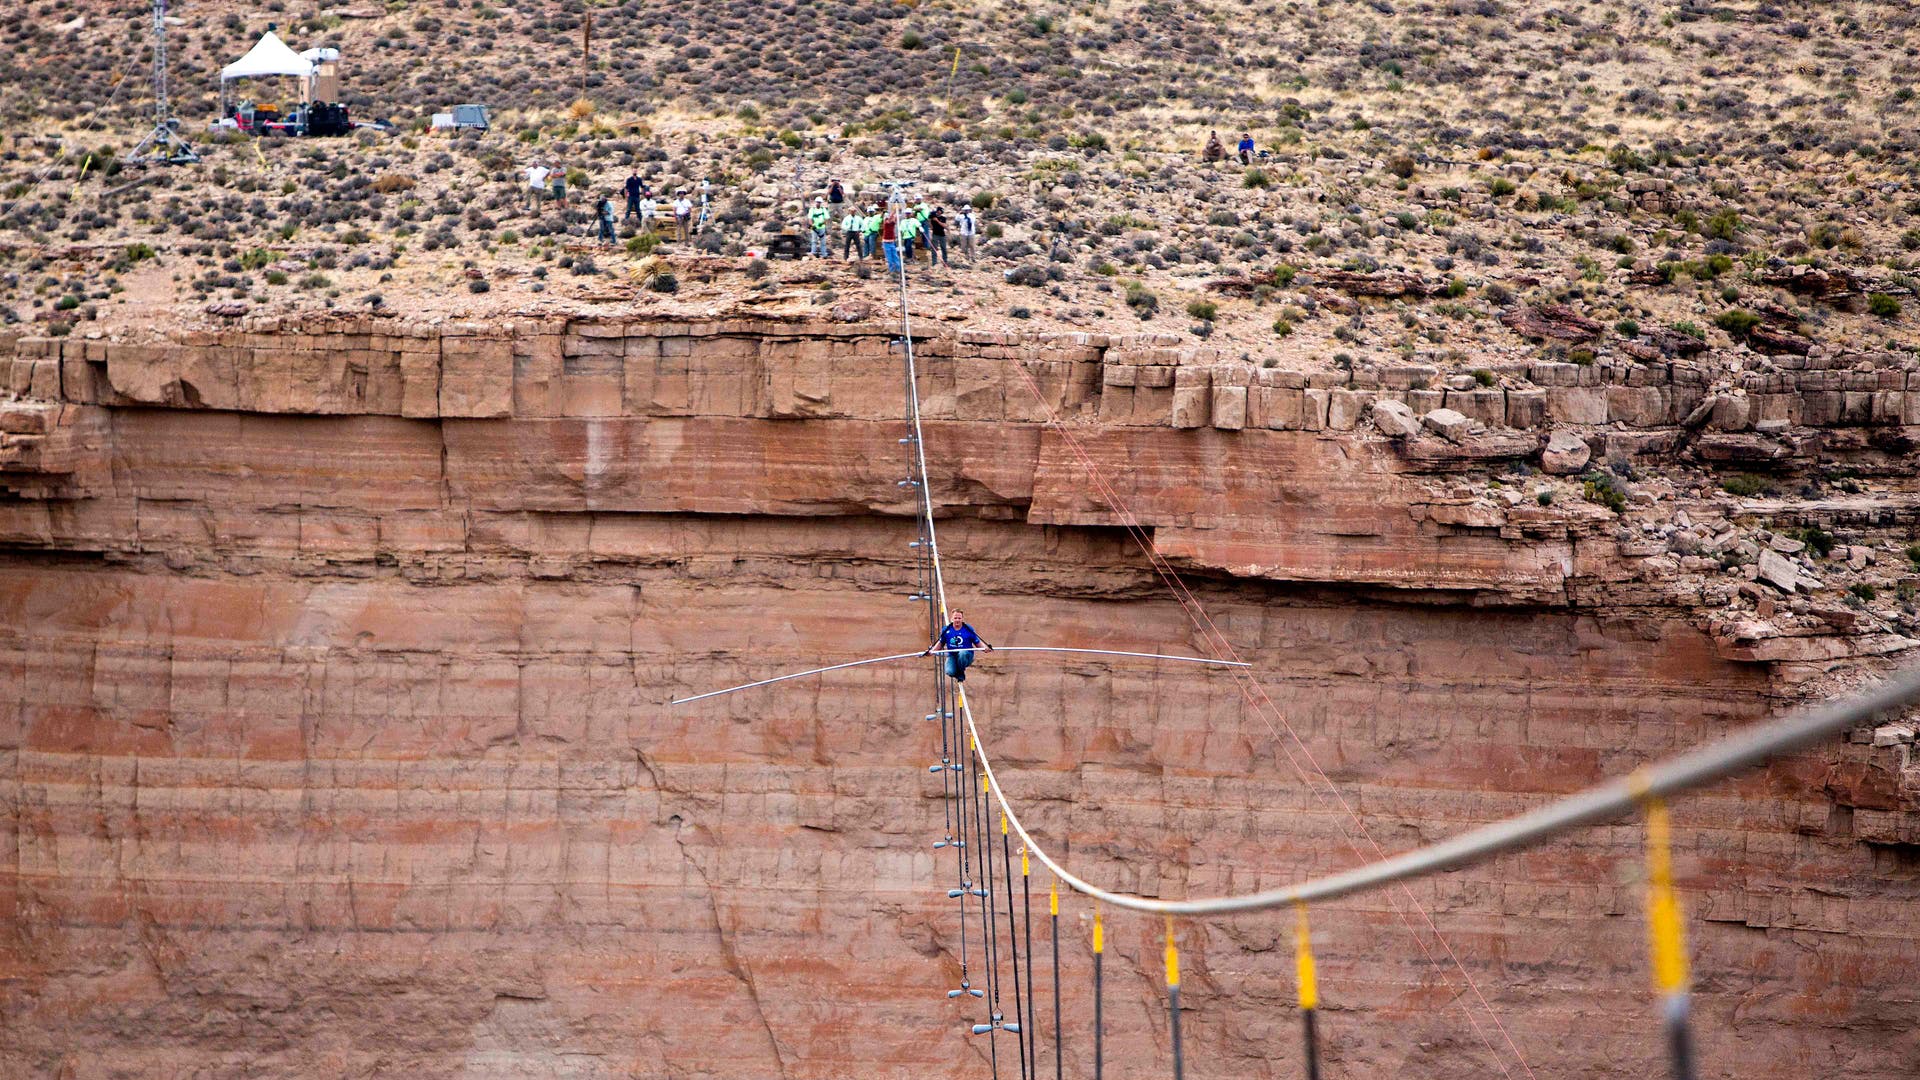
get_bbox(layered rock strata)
[2,315,1917,1079]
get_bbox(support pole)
[1093,913,1104,1080]
[1295,903,1321,1080]
[1642,794,1697,1080]
[1165,917,1184,1080]
[1002,813,1031,1080]
[1051,885,1063,1080]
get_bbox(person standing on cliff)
[924,610,993,683]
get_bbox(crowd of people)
[803,188,980,271]
[521,160,983,271]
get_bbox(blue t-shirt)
[937,623,984,651]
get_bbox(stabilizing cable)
[1093,912,1105,1080]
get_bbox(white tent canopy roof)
[220,31,313,80]
[299,47,341,63]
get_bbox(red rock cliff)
[2,314,1917,1078]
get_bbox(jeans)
[864,234,877,258]
[625,195,641,221]
[883,240,901,274]
[598,218,614,243]
[901,237,914,261]
[931,235,948,265]
[810,228,828,257]
[945,649,974,682]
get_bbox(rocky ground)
[5,3,1920,694]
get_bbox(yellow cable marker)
[1000,811,1008,836]
[1294,902,1318,1011]
[1163,915,1180,988]
[1093,912,1104,953]
[1050,883,1058,917]
[1645,795,1690,996]
[72,154,93,197]
[1022,848,1030,877]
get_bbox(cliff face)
[3,315,1918,1079]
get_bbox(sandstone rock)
[1769,535,1806,555]
[1540,429,1591,474]
[1420,406,1473,443]
[1500,304,1602,342]
[1756,548,1807,593]
[1371,398,1420,438]
[1310,269,1434,297]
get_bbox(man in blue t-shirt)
[924,609,993,682]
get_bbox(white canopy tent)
[220,31,312,81]
[218,32,327,117]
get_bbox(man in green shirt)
[862,206,883,259]
[807,197,831,258]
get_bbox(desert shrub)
[1795,526,1836,557]
[1471,368,1494,387]
[1718,472,1772,497]
[1271,263,1298,287]
[1615,318,1639,337]
[1582,471,1628,514]
[1850,583,1877,603]
[1243,168,1271,189]
[1186,299,1218,321]
[1489,177,1516,197]
[1714,308,1761,337]
[971,191,997,210]
[1387,154,1415,178]
[1273,318,1293,336]
[1869,292,1901,318]
[1124,280,1158,317]
[648,270,677,293]
[371,173,416,194]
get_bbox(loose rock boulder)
[1540,430,1592,474]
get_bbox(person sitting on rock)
[1237,132,1256,165]
[924,609,993,683]
[1203,130,1225,163]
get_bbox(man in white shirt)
[639,194,658,234]
[956,206,978,264]
[672,191,694,240]
[524,163,550,213]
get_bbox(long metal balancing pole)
[669,647,1249,705]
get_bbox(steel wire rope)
[891,217,1920,1079]
[998,359,1533,1077]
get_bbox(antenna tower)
[127,0,199,165]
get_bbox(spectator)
[672,189,694,241]
[623,170,644,223]
[928,206,949,267]
[1203,130,1225,163]
[862,205,882,258]
[595,193,616,246]
[1237,132,1256,165]
[841,204,863,260]
[639,192,658,234]
[524,162,550,212]
[549,167,568,207]
[828,177,845,206]
[956,205,978,264]
[807,197,831,258]
[881,207,901,274]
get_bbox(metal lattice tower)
[127,0,199,165]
